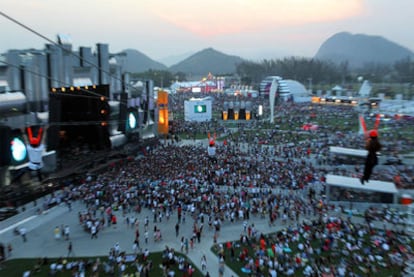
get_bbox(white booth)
[184,98,212,122]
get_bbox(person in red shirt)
[111,214,117,225]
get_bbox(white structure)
[325,174,398,204]
[358,80,372,98]
[260,76,290,95]
[260,76,309,103]
[329,146,368,164]
[0,92,27,114]
[269,79,278,123]
[379,99,414,117]
[284,80,308,97]
[332,85,344,96]
[184,98,212,122]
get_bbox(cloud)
[142,0,363,37]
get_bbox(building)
[0,37,157,186]
[259,76,290,96]
[0,37,125,130]
[259,76,309,103]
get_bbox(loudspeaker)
[0,125,12,166]
[47,95,61,151]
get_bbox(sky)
[1,0,414,63]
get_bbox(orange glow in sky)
[1,0,413,60]
[143,0,363,37]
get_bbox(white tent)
[332,85,343,91]
[285,80,308,96]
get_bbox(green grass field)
[0,252,204,277]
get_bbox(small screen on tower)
[128,112,137,129]
[194,105,206,113]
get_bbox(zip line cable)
[0,9,137,97]
[1,58,150,127]
[0,59,114,102]
[48,119,132,127]
[0,61,139,127]
[0,10,156,127]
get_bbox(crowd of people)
[215,213,411,276]
[25,93,414,276]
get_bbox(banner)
[157,91,169,135]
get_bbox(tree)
[393,57,414,83]
[130,70,177,88]
[236,57,344,88]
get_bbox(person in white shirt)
[64,225,70,240]
[91,225,97,239]
[20,227,27,242]
[201,255,207,271]
[27,143,45,182]
[114,242,120,255]
[269,268,277,277]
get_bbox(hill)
[314,32,414,68]
[168,48,244,77]
[121,49,167,73]
[158,51,195,67]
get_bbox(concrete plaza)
[1,196,288,277]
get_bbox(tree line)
[131,57,414,97]
[236,56,414,87]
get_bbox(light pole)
[308,78,313,94]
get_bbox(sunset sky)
[1,0,413,62]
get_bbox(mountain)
[121,49,167,73]
[168,47,244,76]
[120,33,414,74]
[158,51,195,67]
[314,32,414,68]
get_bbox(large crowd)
[34,93,414,276]
[215,213,411,276]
